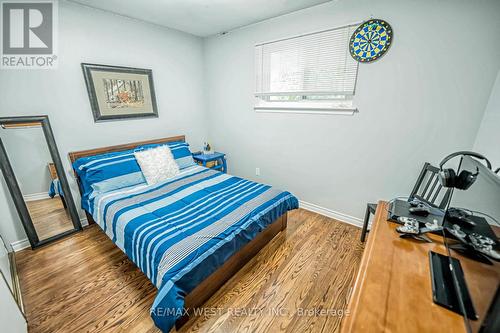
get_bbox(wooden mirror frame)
[0,116,82,249]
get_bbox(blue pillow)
[72,141,195,201]
[165,142,196,169]
[74,151,137,207]
[91,171,146,194]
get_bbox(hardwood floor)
[26,197,74,240]
[16,209,364,333]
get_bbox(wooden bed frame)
[68,135,288,329]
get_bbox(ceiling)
[68,0,331,37]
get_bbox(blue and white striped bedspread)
[90,165,298,332]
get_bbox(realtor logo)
[1,0,58,69]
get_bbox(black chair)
[409,162,452,209]
[360,162,452,242]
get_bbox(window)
[254,24,359,114]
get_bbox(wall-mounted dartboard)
[350,19,393,63]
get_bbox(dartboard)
[350,19,393,63]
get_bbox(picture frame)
[81,63,159,122]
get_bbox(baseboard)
[80,216,89,227]
[23,192,51,202]
[299,200,363,228]
[10,203,359,251]
[10,217,89,252]
[10,239,31,252]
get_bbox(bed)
[68,135,298,332]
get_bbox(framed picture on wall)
[81,63,159,122]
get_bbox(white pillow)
[134,145,179,185]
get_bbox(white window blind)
[254,24,359,114]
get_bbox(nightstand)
[193,152,227,173]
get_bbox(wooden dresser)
[341,201,499,333]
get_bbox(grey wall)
[0,127,53,196]
[203,0,500,221]
[0,1,207,245]
[473,70,500,169]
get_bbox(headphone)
[438,151,492,190]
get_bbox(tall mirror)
[0,116,81,248]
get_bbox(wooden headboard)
[68,135,185,223]
[68,135,185,164]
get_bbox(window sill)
[254,105,358,115]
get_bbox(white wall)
[0,273,26,333]
[1,0,499,247]
[203,0,500,222]
[0,127,53,196]
[0,177,26,248]
[473,70,500,169]
[0,1,207,245]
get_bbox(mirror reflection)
[0,122,74,241]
